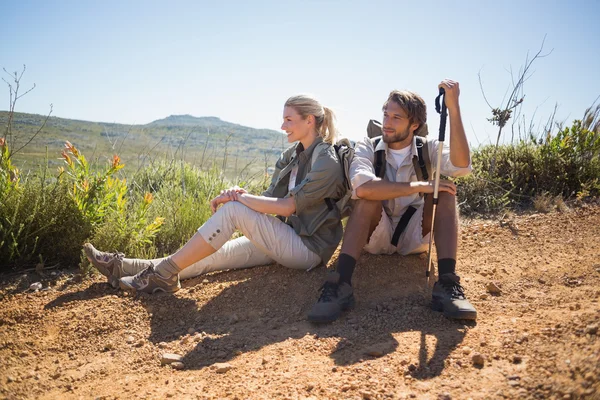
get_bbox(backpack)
[366,119,432,182]
[311,138,354,217]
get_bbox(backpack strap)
[412,136,431,182]
[391,205,417,247]
[370,136,386,179]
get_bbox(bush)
[457,119,600,215]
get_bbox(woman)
[84,95,346,294]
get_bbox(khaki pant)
[124,202,321,280]
[364,205,430,256]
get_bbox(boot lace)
[440,276,466,300]
[318,281,339,302]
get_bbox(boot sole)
[118,280,180,294]
[431,299,477,320]
[307,296,356,324]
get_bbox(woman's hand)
[211,186,248,213]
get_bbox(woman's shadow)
[141,252,471,379]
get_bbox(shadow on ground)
[141,253,470,379]
[42,253,469,379]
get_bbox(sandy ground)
[1,203,599,400]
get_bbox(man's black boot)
[307,271,355,323]
[431,273,477,320]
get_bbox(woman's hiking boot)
[83,243,126,289]
[119,264,180,294]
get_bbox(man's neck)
[387,134,413,150]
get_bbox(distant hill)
[0,111,286,179]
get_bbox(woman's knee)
[217,201,249,216]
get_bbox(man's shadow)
[140,253,470,379]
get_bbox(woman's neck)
[300,131,319,149]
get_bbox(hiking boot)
[119,264,181,294]
[83,243,125,288]
[307,271,355,323]
[431,273,477,320]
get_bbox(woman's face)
[281,106,313,144]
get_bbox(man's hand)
[438,79,460,112]
[413,179,457,196]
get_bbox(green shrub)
[457,119,600,215]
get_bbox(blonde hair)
[285,94,338,144]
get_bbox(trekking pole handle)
[435,87,448,143]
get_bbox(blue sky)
[2,0,599,146]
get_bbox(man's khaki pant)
[122,202,321,280]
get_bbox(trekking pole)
[425,87,448,286]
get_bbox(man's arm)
[355,178,457,200]
[439,79,470,168]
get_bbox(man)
[308,79,477,323]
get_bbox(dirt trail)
[1,204,599,400]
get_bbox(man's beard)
[382,127,411,144]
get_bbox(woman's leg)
[179,236,273,280]
[120,202,321,293]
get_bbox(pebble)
[584,324,598,335]
[170,362,185,370]
[29,282,43,291]
[125,336,135,344]
[512,354,523,364]
[161,353,183,365]
[462,346,472,355]
[486,282,502,294]
[479,294,489,300]
[212,362,232,373]
[471,353,485,367]
[158,342,168,349]
[187,327,196,335]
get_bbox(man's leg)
[307,199,382,323]
[422,192,477,320]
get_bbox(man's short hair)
[382,90,427,129]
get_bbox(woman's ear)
[306,114,315,126]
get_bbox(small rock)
[29,282,43,291]
[170,362,185,370]
[158,342,168,349]
[584,324,598,335]
[472,353,485,366]
[479,293,489,300]
[7,376,15,383]
[538,278,546,284]
[512,354,522,364]
[187,327,196,335]
[161,353,183,365]
[212,362,232,373]
[507,375,520,381]
[366,349,384,357]
[125,336,135,344]
[462,346,472,355]
[135,339,145,348]
[202,279,209,283]
[486,282,501,294]
[438,394,452,400]
[104,343,114,351]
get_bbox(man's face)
[381,101,418,144]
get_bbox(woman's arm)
[234,193,296,217]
